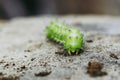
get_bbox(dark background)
[0,0,120,19]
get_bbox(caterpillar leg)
[68,50,71,55]
[76,50,79,55]
[68,50,79,55]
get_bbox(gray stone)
[0,15,120,80]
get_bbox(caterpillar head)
[64,29,83,55]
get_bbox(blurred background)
[0,0,120,19]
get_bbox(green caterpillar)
[46,20,84,55]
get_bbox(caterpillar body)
[46,20,84,55]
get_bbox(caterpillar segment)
[46,20,84,55]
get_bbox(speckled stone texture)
[0,15,120,80]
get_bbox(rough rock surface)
[0,15,120,80]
